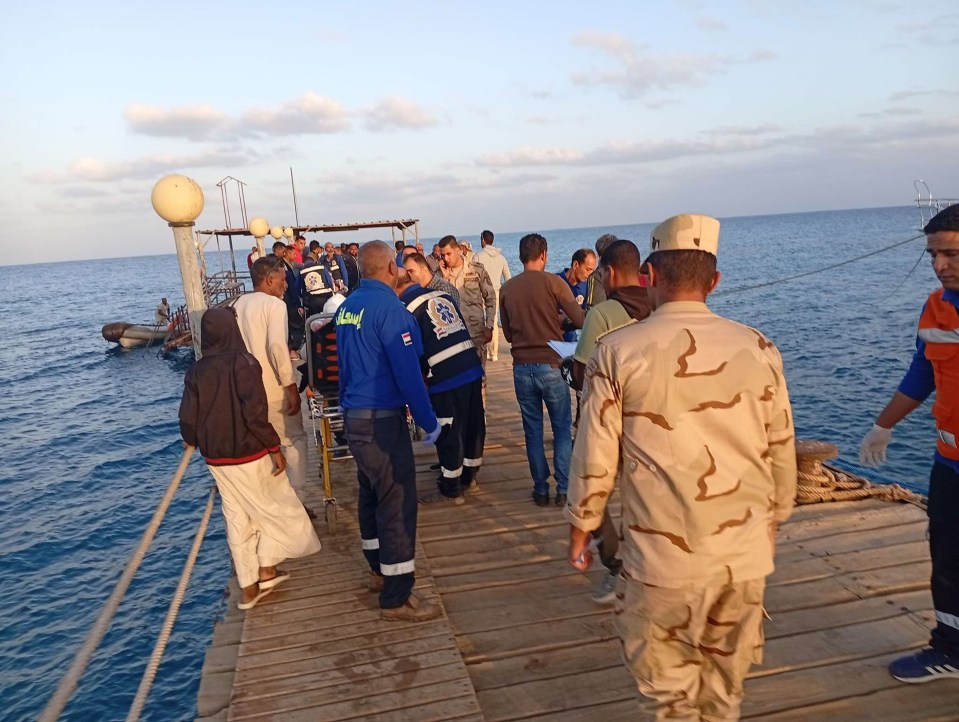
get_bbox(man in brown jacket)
[499,233,586,507]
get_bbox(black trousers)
[928,460,959,657]
[591,508,622,575]
[287,302,305,350]
[431,379,486,497]
[346,415,417,609]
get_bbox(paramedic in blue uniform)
[396,270,485,505]
[860,203,959,682]
[336,240,443,623]
[299,250,335,320]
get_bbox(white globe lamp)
[248,217,270,239]
[151,174,204,224]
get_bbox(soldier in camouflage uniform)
[438,236,495,359]
[565,214,797,721]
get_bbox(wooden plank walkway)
[196,335,957,722]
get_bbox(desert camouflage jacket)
[447,259,495,340]
[565,301,796,587]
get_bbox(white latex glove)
[421,423,442,446]
[859,424,892,466]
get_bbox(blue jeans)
[513,364,573,495]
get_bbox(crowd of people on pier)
[178,205,959,719]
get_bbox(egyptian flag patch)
[401,332,413,346]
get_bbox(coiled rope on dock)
[794,439,926,510]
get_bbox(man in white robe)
[233,256,311,512]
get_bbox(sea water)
[0,205,938,721]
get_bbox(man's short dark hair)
[394,240,405,252]
[403,252,433,273]
[295,234,306,242]
[571,248,595,266]
[309,240,321,252]
[349,242,359,250]
[438,235,458,249]
[645,250,716,294]
[595,233,618,255]
[600,240,641,276]
[272,241,287,254]
[481,230,494,245]
[924,204,959,234]
[519,233,548,264]
[251,256,285,286]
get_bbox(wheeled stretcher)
[305,312,349,534]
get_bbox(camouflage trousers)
[616,575,766,722]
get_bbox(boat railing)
[202,271,246,307]
[914,179,958,229]
[162,305,193,352]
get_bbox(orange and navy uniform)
[899,288,959,469]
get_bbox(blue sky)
[1,0,956,264]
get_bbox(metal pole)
[171,221,207,358]
[290,167,300,226]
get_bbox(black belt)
[344,407,405,419]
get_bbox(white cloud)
[897,13,959,45]
[364,97,439,132]
[314,169,556,203]
[476,117,959,169]
[477,147,586,167]
[124,103,231,141]
[705,123,782,136]
[888,88,959,102]
[123,93,442,140]
[241,92,351,135]
[570,31,775,100]
[696,17,728,32]
[59,186,112,198]
[27,147,251,184]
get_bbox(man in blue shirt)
[860,203,959,682]
[557,248,596,342]
[336,241,442,622]
[396,271,485,504]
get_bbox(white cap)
[650,214,720,256]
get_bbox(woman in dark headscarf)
[179,308,321,610]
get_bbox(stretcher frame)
[305,312,349,535]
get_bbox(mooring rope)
[796,458,926,510]
[715,233,925,296]
[38,446,196,722]
[126,484,217,722]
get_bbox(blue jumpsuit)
[336,279,439,608]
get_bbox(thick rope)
[715,233,924,296]
[795,460,926,509]
[39,446,196,722]
[126,484,217,722]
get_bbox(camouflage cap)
[650,214,720,256]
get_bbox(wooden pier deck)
[196,340,957,722]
